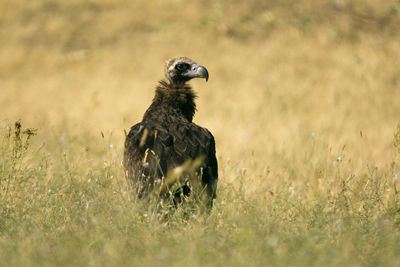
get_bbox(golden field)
[1,0,400,266]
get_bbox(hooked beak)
[183,64,209,82]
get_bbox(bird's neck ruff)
[150,80,197,122]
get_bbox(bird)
[123,56,218,210]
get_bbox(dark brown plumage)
[123,57,218,210]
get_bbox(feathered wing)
[124,122,218,207]
[123,122,163,198]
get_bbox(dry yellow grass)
[1,1,400,266]
[2,0,399,185]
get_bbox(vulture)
[123,57,218,210]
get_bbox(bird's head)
[165,56,209,86]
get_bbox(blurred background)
[1,0,399,176]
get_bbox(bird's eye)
[175,63,185,71]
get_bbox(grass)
[1,0,400,266]
[1,122,399,266]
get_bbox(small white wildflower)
[289,186,295,197]
[86,202,89,209]
[221,200,226,205]
[156,179,162,185]
[143,213,148,217]
[109,144,114,148]
[394,173,398,181]
[142,162,149,168]
[237,168,247,175]
[88,178,91,183]
[337,156,342,162]
[48,189,52,194]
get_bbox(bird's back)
[124,115,217,207]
